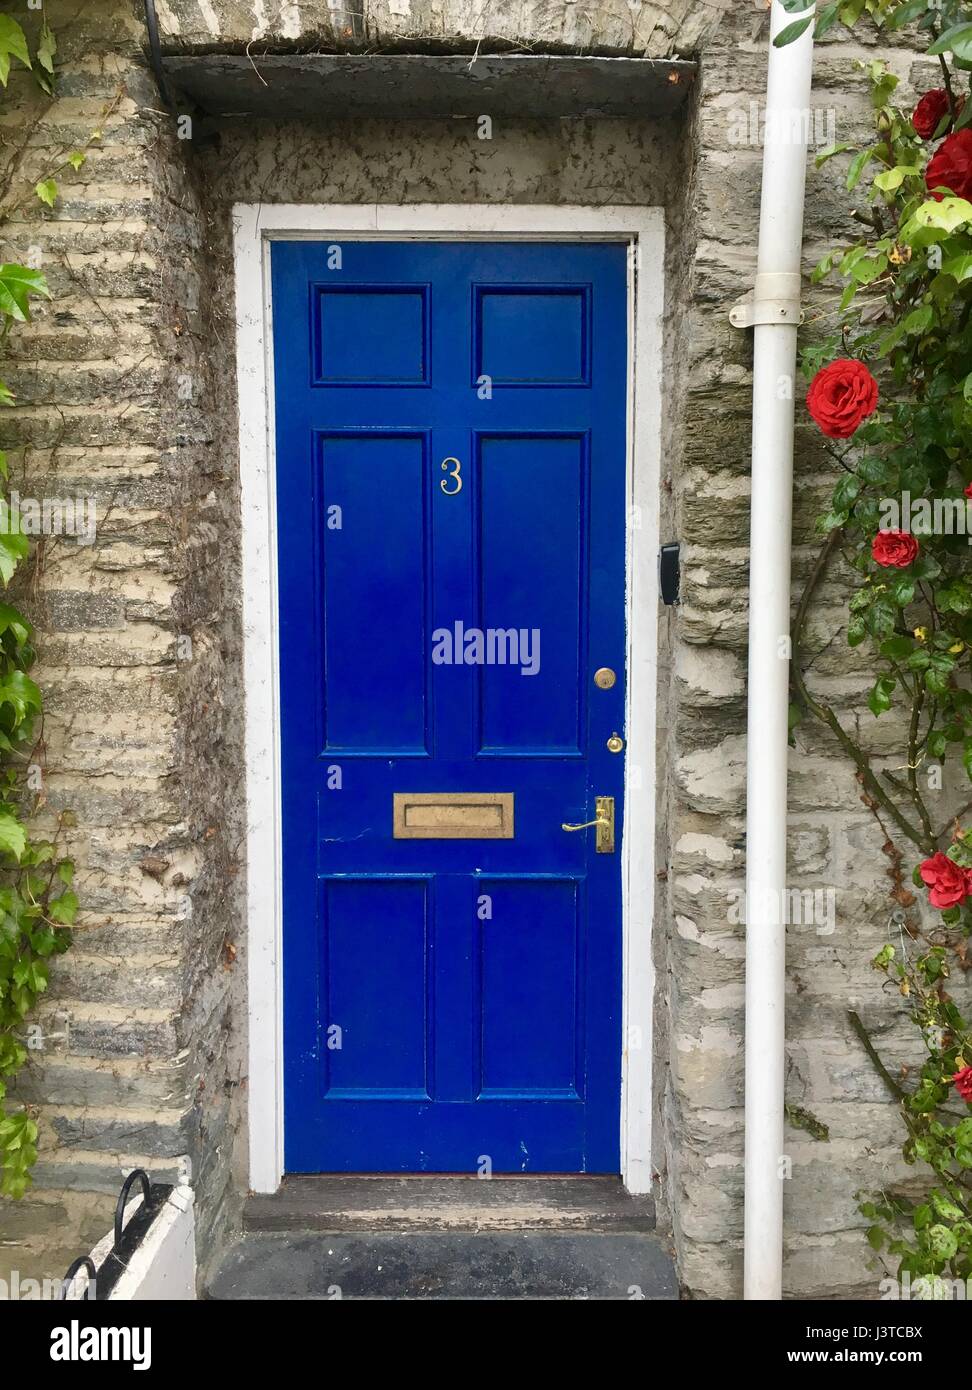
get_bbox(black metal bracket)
[59,1168,172,1301]
[659,542,680,606]
[58,1255,96,1301]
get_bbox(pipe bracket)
[729,271,804,329]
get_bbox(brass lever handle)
[560,796,615,853]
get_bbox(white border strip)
[233,204,664,1194]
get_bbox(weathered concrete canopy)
[162,53,696,119]
[153,0,726,60]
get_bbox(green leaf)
[0,264,50,323]
[874,166,920,192]
[880,635,912,661]
[851,149,884,195]
[928,22,972,60]
[34,179,56,209]
[866,1224,886,1250]
[36,23,56,77]
[868,675,896,716]
[963,738,972,781]
[890,575,915,607]
[815,142,855,168]
[817,508,849,534]
[902,307,935,339]
[840,0,867,27]
[0,16,31,88]
[925,1223,959,1261]
[871,71,900,108]
[931,1193,964,1223]
[48,891,77,926]
[0,669,43,723]
[0,603,31,646]
[913,197,972,233]
[839,279,859,311]
[928,731,948,759]
[815,1,842,38]
[847,614,867,646]
[847,147,878,191]
[833,474,861,510]
[886,0,931,29]
[851,253,889,284]
[0,812,27,863]
[774,15,814,47]
[0,523,29,586]
[66,151,85,172]
[942,253,972,282]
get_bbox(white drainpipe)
[732,1,816,1299]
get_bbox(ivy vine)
[0,14,85,1200]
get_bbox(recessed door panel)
[477,877,583,1098]
[476,433,586,755]
[320,877,432,1099]
[318,431,429,754]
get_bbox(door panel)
[477,433,587,755]
[318,431,430,754]
[272,240,627,1173]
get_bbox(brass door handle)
[560,795,614,853]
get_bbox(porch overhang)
[159,53,696,120]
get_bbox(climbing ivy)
[0,14,81,1200]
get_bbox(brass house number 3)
[440,457,462,495]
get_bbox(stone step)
[244,1175,657,1235]
[206,1230,678,1301]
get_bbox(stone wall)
[0,0,963,1300]
[0,1,245,1282]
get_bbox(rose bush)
[780,0,972,1289]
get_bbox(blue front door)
[272,240,628,1173]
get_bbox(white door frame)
[233,203,665,1194]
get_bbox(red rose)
[806,359,879,439]
[912,89,951,139]
[919,851,969,909]
[872,529,919,568]
[925,128,972,201]
[964,481,972,498]
[954,1066,972,1103]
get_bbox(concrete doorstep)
[205,1177,678,1301]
